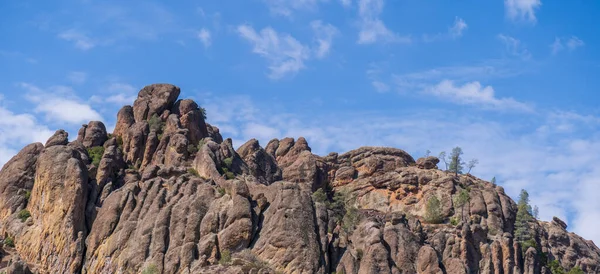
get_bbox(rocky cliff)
[0,83,598,274]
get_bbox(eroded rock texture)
[0,83,599,274]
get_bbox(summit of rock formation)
[0,83,598,274]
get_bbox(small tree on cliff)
[466,158,478,174]
[449,147,464,175]
[425,195,443,224]
[515,189,534,248]
[439,151,449,170]
[454,189,471,223]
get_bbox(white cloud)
[366,62,391,92]
[237,24,310,79]
[311,20,338,59]
[423,17,468,42]
[19,83,103,124]
[263,0,326,16]
[504,0,542,23]
[198,28,212,48]
[552,36,584,55]
[0,105,54,166]
[449,17,468,38]
[357,0,411,44]
[58,29,96,50]
[425,80,532,111]
[91,83,138,105]
[340,0,352,7]
[498,34,531,59]
[67,71,87,84]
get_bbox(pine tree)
[515,189,534,248]
[466,158,478,174]
[439,151,448,170]
[491,176,496,185]
[449,147,464,175]
[425,195,443,224]
[454,189,471,223]
[533,205,539,219]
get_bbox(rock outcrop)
[0,83,599,274]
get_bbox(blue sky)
[2,0,600,244]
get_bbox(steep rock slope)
[0,83,598,274]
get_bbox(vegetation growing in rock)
[141,264,158,274]
[187,144,198,155]
[87,146,105,166]
[24,190,31,201]
[187,168,200,177]
[449,147,464,175]
[454,188,470,223]
[219,249,232,265]
[438,151,448,170]
[466,158,478,174]
[515,189,534,251]
[425,195,443,224]
[148,114,164,133]
[3,236,14,247]
[312,188,327,203]
[490,176,497,185]
[18,209,31,222]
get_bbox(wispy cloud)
[340,0,352,7]
[357,0,411,44]
[425,80,532,111]
[504,0,542,23]
[311,20,339,59]
[263,0,326,17]
[366,62,391,92]
[90,83,138,106]
[58,29,96,50]
[551,36,585,55]
[237,25,310,79]
[423,17,468,42]
[19,83,103,124]
[198,28,212,48]
[67,71,88,85]
[498,34,531,59]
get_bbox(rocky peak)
[0,83,599,274]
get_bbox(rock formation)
[0,83,598,274]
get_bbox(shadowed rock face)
[0,83,599,274]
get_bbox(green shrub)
[219,249,231,265]
[568,266,585,274]
[312,189,328,203]
[4,236,14,247]
[87,146,105,166]
[342,206,359,234]
[522,239,537,252]
[107,133,113,139]
[24,190,31,201]
[187,144,199,155]
[223,157,233,168]
[116,136,124,149]
[141,264,158,274]
[17,209,30,222]
[225,171,235,180]
[217,187,226,196]
[549,260,565,274]
[356,248,363,261]
[200,107,207,120]
[188,168,200,177]
[148,114,164,133]
[424,196,443,224]
[450,216,459,226]
[197,139,207,150]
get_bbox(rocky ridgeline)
[0,83,598,274]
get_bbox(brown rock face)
[416,156,440,170]
[133,83,181,122]
[78,121,108,148]
[1,83,599,274]
[16,145,88,273]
